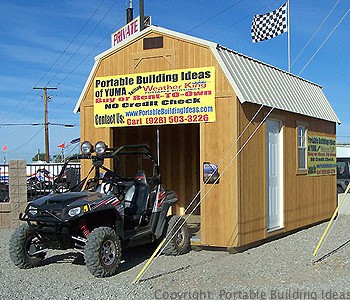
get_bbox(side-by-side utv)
[9,141,190,277]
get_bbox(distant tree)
[53,154,64,163]
[32,153,46,162]
[31,152,80,163]
[55,153,82,163]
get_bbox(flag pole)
[287,0,291,72]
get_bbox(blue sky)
[0,0,349,162]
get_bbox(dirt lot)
[1,216,350,300]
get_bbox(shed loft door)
[266,119,284,231]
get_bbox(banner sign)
[111,16,140,47]
[93,67,216,128]
[307,135,336,176]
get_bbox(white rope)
[177,104,265,218]
[292,0,341,67]
[298,8,350,75]
[134,106,274,283]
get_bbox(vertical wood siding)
[79,31,239,229]
[238,103,336,246]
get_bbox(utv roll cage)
[54,144,161,193]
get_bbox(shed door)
[266,119,283,231]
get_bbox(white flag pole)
[287,0,291,72]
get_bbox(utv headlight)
[28,206,37,216]
[68,207,81,217]
[81,141,93,155]
[95,141,107,155]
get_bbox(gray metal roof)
[216,45,340,123]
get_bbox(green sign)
[307,135,336,176]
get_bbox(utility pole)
[33,86,57,163]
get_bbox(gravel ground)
[1,216,350,300]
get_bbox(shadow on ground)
[42,252,85,266]
[117,243,159,274]
[39,243,159,274]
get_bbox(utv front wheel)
[9,224,46,268]
[84,227,121,277]
[163,215,190,256]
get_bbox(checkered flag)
[251,2,288,43]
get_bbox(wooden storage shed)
[74,25,340,248]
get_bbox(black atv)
[9,141,190,277]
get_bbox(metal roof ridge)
[216,45,323,89]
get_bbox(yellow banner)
[307,135,336,176]
[93,67,216,128]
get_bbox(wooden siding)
[237,104,267,246]
[200,95,239,247]
[79,30,238,225]
[77,28,337,248]
[238,103,337,246]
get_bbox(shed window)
[297,125,307,170]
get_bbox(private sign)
[111,16,140,47]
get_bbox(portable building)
[74,25,339,248]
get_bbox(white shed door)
[266,119,283,231]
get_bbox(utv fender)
[154,191,178,239]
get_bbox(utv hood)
[31,191,102,207]
[24,192,107,223]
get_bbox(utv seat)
[124,170,149,227]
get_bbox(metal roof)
[216,45,340,123]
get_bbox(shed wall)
[238,103,337,246]
[200,96,239,247]
[78,29,336,249]
[78,30,240,245]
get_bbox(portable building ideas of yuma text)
[74,25,340,249]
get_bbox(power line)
[185,0,245,34]
[34,0,109,87]
[0,123,38,126]
[49,0,119,86]
[46,2,124,114]
[30,3,124,122]
[56,16,125,87]
[298,7,349,75]
[48,15,124,113]
[10,127,44,153]
[207,0,278,39]
[3,1,114,125]
[4,92,42,123]
[292,0,341,67]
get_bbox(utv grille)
[52,210,62,217]
[37,209,62,218]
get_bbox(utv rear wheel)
[163,215,190,256]
[84,227,121,278]
[9,224,46,268]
